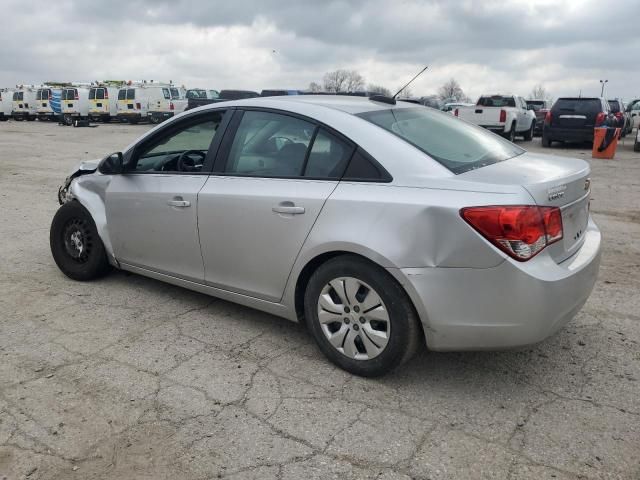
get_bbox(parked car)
[89,82,122,123]
[185,88,219,111]
[635,127,640,152]
[442,102,473,114]
[625,99,640,129]
[61,85,91,126]
[455,94,537,141]
[607,99,632,137]
[542,97,613,147]
[525,99,552,136]
[0,88,14,121]
[185,89,259,111]
[35,86,63,121]
[260,89,303,97]
[12,86,38,121]
[51,95,601,376]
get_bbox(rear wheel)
[634,137,640,152]
[504,122,516,142]
[542,135,552,147]
[304,255,422,377]
[50,202,111,281]
[523,122,534,141]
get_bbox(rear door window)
[304,129,353,178]
[89,88,96,100]
[224,111,314,177]
[118,89,126,100]
[126,89,135,100]
[96,88,105,100]
[162,88,171,100]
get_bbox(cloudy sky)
[2,0,638,101]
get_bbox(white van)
[88,82,122,122]
[36,86,64,121]
[0,88,14,121]
[61,85,91,125]
[117,81,187,124]
[12,86,38,121]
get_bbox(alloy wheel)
[316,277,390,360]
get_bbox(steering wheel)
[177,150,206,172]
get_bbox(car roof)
[201,94,417,115]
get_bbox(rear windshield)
[37,89,49,100]
[358,107,524,174]
[607,100,621,113]
[62,89,76,100]
[553,98,602,114]
[170,88,180,99]
[526,100,545,111]
[126,89,135,100]
[13,92,23,101]
[477,96,516,107]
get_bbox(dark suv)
[542,97,613,147]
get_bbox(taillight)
[499,109,506,123]
[104,89,109,99]
[454,108,458,117]
[544,111,552,125]
[595,112,606,126]
[170,101,175,110]
[614,112,622,119]
[74,90,79,100]
[136,102,141,109]
[460,205,563,261]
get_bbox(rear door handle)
[167,198,191,208]
[272,203,305,215]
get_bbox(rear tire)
[50,201,111,281]
[304,255,422,377]
[634,137,640,152]
[523,122,534,141]
[542,135,552,147]
[504,122,516,142]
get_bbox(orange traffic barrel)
[592,127,621,159]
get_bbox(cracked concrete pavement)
[0,121,638,479]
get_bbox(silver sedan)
[50,95,602,376]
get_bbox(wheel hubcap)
[62,218,93,263]
[317,277,390,360]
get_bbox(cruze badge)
[547,184,566,201]
[584,178,591,191]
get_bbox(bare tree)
[529,84,552,101]
[323,69,365,93]
[368,84,391,96]
[308,81,323,93]
[438,78,469,102]
[395,85,413,98]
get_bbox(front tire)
[50,202,111,281]
[304,255,422,377]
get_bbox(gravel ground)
[0,120,638,479]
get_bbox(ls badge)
[547,184,567,201]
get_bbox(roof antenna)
[393,65,429,99]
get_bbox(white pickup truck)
[455,94,537,142]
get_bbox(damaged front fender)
[57,159,101,205]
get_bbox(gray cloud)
[1,0,638,100]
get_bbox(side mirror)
[98,152,124,174]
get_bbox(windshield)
[357,107,524,174]
[170,88,181,99]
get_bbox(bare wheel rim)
[317,277,390,360]
[62,218,93,264]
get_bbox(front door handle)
[272,202,305,215]
[167,198,191,208]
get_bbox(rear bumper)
[392,218,601,351]
[117,112,142,119]
[149,111,175,120]
[480,125,507,133]
[544,126,593,143]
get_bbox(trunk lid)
[459,152,591,263]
